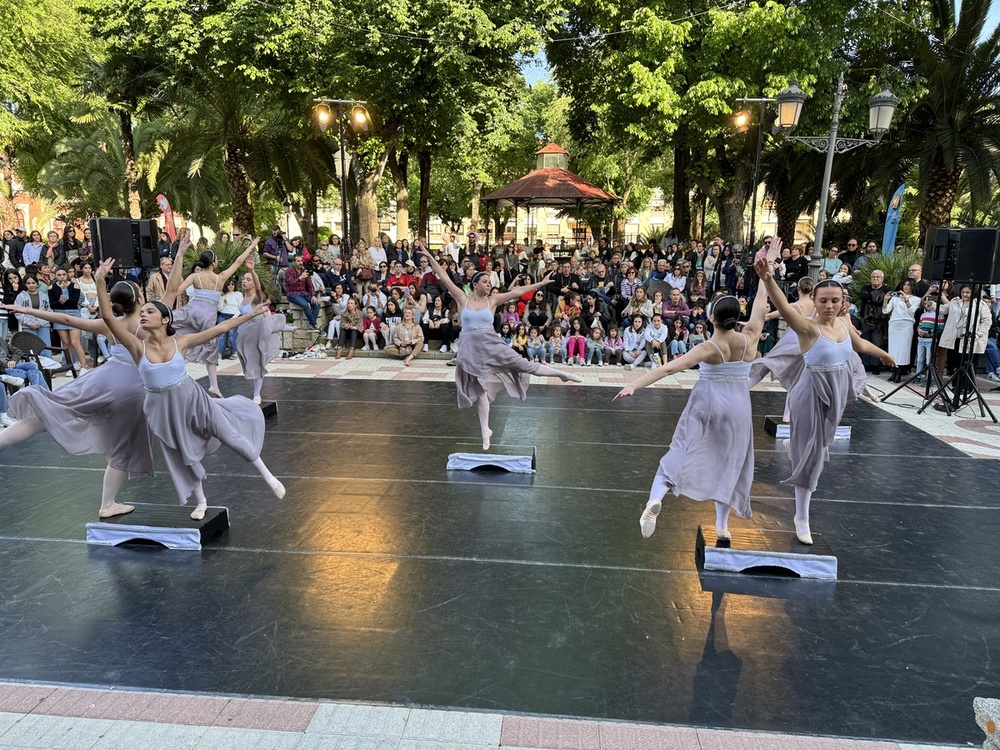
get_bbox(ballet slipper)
[794,516,813,545]
[716,528,732,541]
[270,480,285,499]
[190,505,207,521]
[253,395,262,405]
[482,428,492,451]
[560,371,583,383]
[208,387,223,398]
[640,500,661,538]
[98,502,135,519]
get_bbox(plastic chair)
[9,331,79,389]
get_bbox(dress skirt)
[455,327,540,408]
[172,298,220,365]
[144,378,264,502]
[9,362,153,476]
[236,314,287,380]
[651,376,754,517]
[887,319,914,366]
[784,365,854,492]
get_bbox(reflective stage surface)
[0,378,996,745]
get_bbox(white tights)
[794,486,812,525]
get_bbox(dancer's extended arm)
[160,234,191,307]
[215,237,260,287]
[425,253,467,306]
[491,273,554,308]
[95,260,142,363]
[0,305,109,337]
[754,256,817,349]
[741,280,771,341]
[176,302,269,354]
[613,342,722,400]
[847,325,895,367]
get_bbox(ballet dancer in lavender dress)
[234,256,290,404]
[614,289,771,540]
[173,238,259,397]
[754,256,894,544]
[95,259,285,520]
[0,281,155,518]
[423,252,581,449]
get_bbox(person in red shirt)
[385,260,415,292]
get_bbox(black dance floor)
[0,377,997,745]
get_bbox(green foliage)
[849,250,923,299]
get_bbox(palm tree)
[903,0,1000,241]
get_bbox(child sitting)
[547,326,567,363]
[668,317,689,360]
[361,306,382,351]
[511,323,529,358]
[585,324,605,366]
[603,325,624,366]
[527,327,547,363]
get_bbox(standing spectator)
[882,279,918,381]
[262,225,292,270]
[157,230,172,257]
[860,269,890,373]
[283,256,320,332]
[48,266,88,369]
[914,293,944,382]
[22,231,45,267]
[2,270,23,338]
[15,276,53,354]
[58,226,84,265]
[44,231,62,267]
[7,228,26,269]
[216,276,243,359]
[853,240,879,271]
[146,256,174,304]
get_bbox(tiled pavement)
[0,682,964,749]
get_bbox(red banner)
[156,194,176,241]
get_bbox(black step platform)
[764,414,851,439]
[446,443,537,473]
[696,525,838,580]
[260,400,277,417]
[85,504,230,550]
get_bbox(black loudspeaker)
[955,228,1000,283]
[922,227,959,281]
[89,218,158,268]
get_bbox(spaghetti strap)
[707,339,725,361]
[194,273,202,290]
[740,333,749,362]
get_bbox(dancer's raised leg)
[252,456,285,498]
[641,468,670,538]
[793,486,813,544]
[535,363,582,383]
[98,466,133,518]
[0,417,45,448]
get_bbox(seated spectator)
[622,315,647,369]
[566,317,588,365]
[585,324,605,366]
[668,317,689,360]
[555,291,583,322]
[689,320,709,348]
[362,284,387,316]
[688,271,708,308]
[385,260,413,293]
[403,283,426,324]
[381,299,403,346]
[622,286,654,325]
[649,258,670,281]
[283,256,320,332]
[501,301,520,327]
[580,290,610,331]
[523,290,552,331]
[666,265,687,292]
[362,306,382,351]
[384,307,423,365]
[422,295,453,352]
[327,257,354,296]
[511,323,529,358]
[322,283,352,347]
[644,312,669,366]
[603,325,624,366]
[499,322,513,346]
[334,297,363,359]
[417,256,442,299]
[526,326,547,363]
[833,263,853,286]
[663,288,691,326]
[547,325,567,363]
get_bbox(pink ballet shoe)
[98,503,134,519]
[794,516,813,545]
[640,500,661,538]
[208,387,223,398]
[190,505,207,521]
[716,528,731,541]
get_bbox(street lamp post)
[774,73,898,277]
[733,97,776,248]
[312,98,371,250]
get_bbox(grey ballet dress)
[454,303,540,409]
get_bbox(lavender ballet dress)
[172,286,221,365]
[235,303,286,380]
[139,340,264,503]
[783,323,855,492]
[9,342,153,476]
[454,304,540,409]
[751,321,868,397]
[649,339,754,517]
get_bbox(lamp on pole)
[312,98,371,250]
[733,97,776,249]
[773,73,898,277]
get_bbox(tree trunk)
[672,146,691,240]
[118,109,141,219]
[717,185,748,246]
[470,180,482,229]
[418,149,432,241]
[774,189,800,248]
[918,157,961,244]
[354,149,390,250]
[223,142,254,234]
[387,148,410,239]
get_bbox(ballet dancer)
[614,288,771,540]
[0,281,153,518]
[173,238,259,397]
[94,259,284,520]
[235,256,290,404]
[754,256,894,544]
[423,252,582,449]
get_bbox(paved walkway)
[0,682,965,749]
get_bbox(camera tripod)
[881,290,949,410]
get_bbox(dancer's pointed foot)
[98,502,134,519]
[794,516,813,545]
[559,370,583,383]
[208,387,223,398]
[640,500,661,538]
[253,395,262,405]
[716,527,731,541]
[482,428,492,451]
[269,480,286,499]
[190,504,207,521]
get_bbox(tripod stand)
[918,284,996,421]
[881,291,948,409]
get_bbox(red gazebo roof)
[535,142,569,155]
[482,168,619,208]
